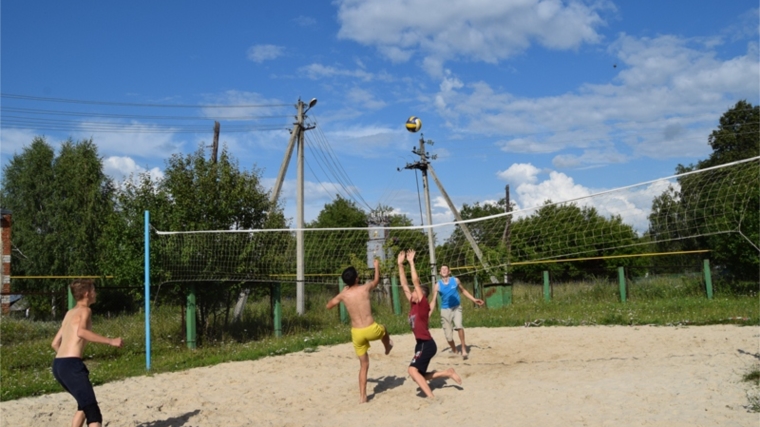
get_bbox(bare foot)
[448,368,462,385]
[360,395,367,404]
[385,338,394,355]
[462,353,469,360]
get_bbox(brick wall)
[1,212,11,314]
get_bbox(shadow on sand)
[135,409,201,427]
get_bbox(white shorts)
[440,305,463,342]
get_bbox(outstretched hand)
[406,249,416,262]
[397,251,406,264]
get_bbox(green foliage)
[306,195,368,276]
[649,100,760,282]
[0,137,116,316]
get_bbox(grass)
[1,277,757,402]
[744,367,760,413]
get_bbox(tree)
[0,137,116,316]
[508,202,643,283]
[436,199,510,279]
[305,195,368,279]
[649,101,759,283]
[151,144,281,336]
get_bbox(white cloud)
[346,87,387,110]
[497,162,686,233]
[336,0,610,71]
[200,90,286,120]
[247,44,284,63]
[0,128,38,160]
[299,63,377,81]
[434,33,759,168]
[104,156,164,184]
[497,163,541,187]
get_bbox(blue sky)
[2,1,758,233]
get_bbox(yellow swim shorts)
[351,322,386,356]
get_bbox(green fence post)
[273,283,282,338]
[504,283,512,306]
[338,278,348,324]
[391,276,401,315]
[474,275,480,300]
[67,286,75,310]
[703,259,713,299]
[543,271,551,302]
[186,284,197,349]
[618,266,627,303]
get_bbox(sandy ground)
[2,325,759,427]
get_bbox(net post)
[703,259,713,299]
[144,210,151,371]
[543,271,551,302]
[273,283,282,338]
[618,266,627,303]
[391,275,401,315]
[67,285,74,310]
[186,284,197,349]
[338,277,348,324]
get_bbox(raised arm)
[396,251,413,302]
[367,258,381,289]
[457,278,484,306]
[406,250,424,303]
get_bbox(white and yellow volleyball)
[405,116,422,133]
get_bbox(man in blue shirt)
[429,265,484,359]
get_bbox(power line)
[1,93,289,108]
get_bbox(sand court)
[2,325,758,426]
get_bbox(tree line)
[1,101,757,325]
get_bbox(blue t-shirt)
[437,277,461,309]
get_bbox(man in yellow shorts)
[327,258,393,403]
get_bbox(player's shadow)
[442,344,483,357]
[738,349,760,360]
[135,409,200,427]
[367,375,406,401]
[415,377,463,398]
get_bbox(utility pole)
[211,121,220,163]
[501,185,511,284]
[402,134,438,288]
[402,133,498,285]
[232,97,317,320]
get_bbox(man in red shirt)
[397,249,461,398]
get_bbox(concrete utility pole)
[403,134,498,285]
[233,97,317,320]
[501,185,511,284]
[402,134,438,288]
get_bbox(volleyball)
[405,116,422,133]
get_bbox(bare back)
[338,284,375,329]
[54,306,91,358]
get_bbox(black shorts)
[409,339,437,375]
[52,357,102,424]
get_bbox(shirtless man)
[51,279,123,427]
[326,258,393,403]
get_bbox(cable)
[1,93,289,108]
